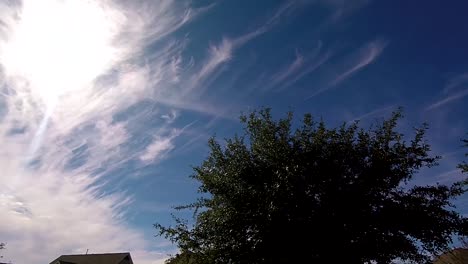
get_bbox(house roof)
[433,248,468,264]
[49,253,133,264]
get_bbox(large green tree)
[156,109,467,264]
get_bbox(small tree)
[443,139,468,264]
[156,109,467,264]
[0,243,5,259]
[458,139,468,173]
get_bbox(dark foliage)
[458,139,468,173]
[0,242,5,259]
[156,109,467,264]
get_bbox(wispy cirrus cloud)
[425,89,468,111]
[329,39,387,87]
[269,49,305,88]
[161,109,178,124]
[140,129,181,164]
[435,169,466,184]
[133,8,287,118]
[188,37,234,93]
[306,38,387,99]
[320,0,370,22]
[127,0,309,122]
[113,0,211,52]
[267,41,331,91]
[426,72,468,111]
[0,0,206,263]
[444,72,468,93]
[346,105,396,124]
[186,0,307,95]
[0,1,394,264]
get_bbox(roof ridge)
[50,252,132,264]
[60,252,129,256]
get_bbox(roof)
[433,248,468,264]
[49,253,133,264]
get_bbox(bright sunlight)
[1,0,121,106]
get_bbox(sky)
[0,0,467,263]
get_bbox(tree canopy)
[156,109,467,264]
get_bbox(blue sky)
[0,0,467,263]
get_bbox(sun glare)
[1,0,120,105]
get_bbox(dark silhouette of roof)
[49,252,133,264]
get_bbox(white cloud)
[140,129,180,164]
[425,89,468,111]
[305,39,387,99]
[188,37,234,92]
[0,1,349,263]
[329,39,387,87]
[444,72,468,93]
[424,72,468,111]
[319,0,370,22]
[112,0,204,52]
[0,0,201,263]
[270,50,305,87]
[267,41,331,91]
[161,109,179,124]
[186,0,306,95]
[435,169,466,184]
[346,105,396,124]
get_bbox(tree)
[0,242,5,259]
[156,109,467,264]
[458,139,468,173]
[437,139,468,264]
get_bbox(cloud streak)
[186,0,306,96]
[444,72,468,93]
[329,39,387,87]
[320,0,370,22]
[425,89,468,111]
[425,72,468,111]
[268,41,331,91]
[306,39,387,99]
[270,50,305,87]
[346,105,396,124]
[140,129,180,164]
